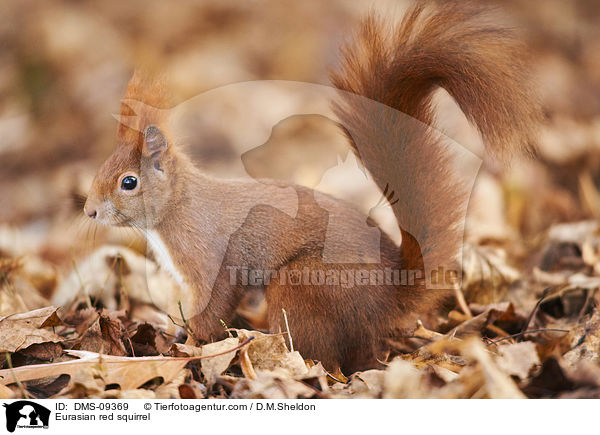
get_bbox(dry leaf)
[446,302,515,338]
[461,338,525,398]
[20,255,57,299]
[462,245,520,304]
[383,359,427,398]
[52,246,182,321]
[170,343,203,357]
[563,311,600,365]
[73,313,127,356]
[101,389,156,399]
[200,337,239,384]
[0,383,15,399]
[0,350,190,390]
[351,369,384,396]
[0,307,63,352]
[231,371,315,399]
[236,329,307,377]
[129,323,161,356]
[59,364,106,398]
[155,368,190,398]
[495,341,540,380]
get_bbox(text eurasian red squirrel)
[83,2,540,372]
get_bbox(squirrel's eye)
[120,175,138,191]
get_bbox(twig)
[578,288,597,320]
[220,319,233,338]
[239,346,257,380]
[449,310,510,339]
[178,301,187,326]
[487,324,511,338]
[282,308,294,352]
[518,287,550,341]
[167,300,197,341]
[124,333,135,358]
[453,283,472,317]
[487,328,569,345]
[4,353,30,398]
[413,319,444,341]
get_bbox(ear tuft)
[143,125,168,155]
[117,71,171,151]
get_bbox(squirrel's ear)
[143,125,168,156]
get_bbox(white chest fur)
[143,229,187,289]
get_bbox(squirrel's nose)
[84,203,97,219]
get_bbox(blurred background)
[1,0,600,308]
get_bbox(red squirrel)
[83,2,540,373]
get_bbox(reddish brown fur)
[330,2,541,280]
[117,71,171,152]
[84,2,540,373]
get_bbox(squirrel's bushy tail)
[331,2,540,278]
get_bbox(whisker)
[71,193,88,210]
